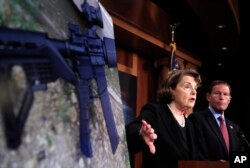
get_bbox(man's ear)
[206,93,210,102]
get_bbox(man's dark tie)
[218,115,230,153]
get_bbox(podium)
[178,160,229,168]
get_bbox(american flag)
[170,42,179,70]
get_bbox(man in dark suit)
[189,80,246,161]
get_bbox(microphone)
[238,131,250,149]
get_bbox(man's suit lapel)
[205,110,228,153]
[226,119,237,151]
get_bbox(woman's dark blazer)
[188,109,245,161]
[126,103,199,168]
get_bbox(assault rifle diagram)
[0,0,119,157]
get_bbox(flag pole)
[170,23,180,42]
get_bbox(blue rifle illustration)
[0,0,119,157]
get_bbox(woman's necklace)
[167,104,185,127]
